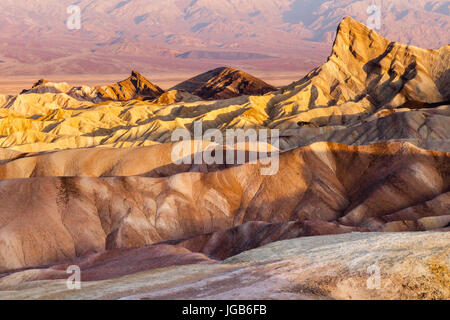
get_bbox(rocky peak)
[96,71,165,101]
[172,66,276,100]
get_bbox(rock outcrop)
[172,67,277,99]
[1,232,448,300]
[94,71,165,101]
[269,17,449,127]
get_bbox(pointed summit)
[20,79,49,94]
[96,71,165,101]
[330,17,389,63]
[20,79,72,95]
[32,79,49,89]
[172,67,276,100]
[280,16,447,118]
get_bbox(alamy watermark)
[366,4,381,30]
[66,265,81,290]
[366,264,381,290]
[171,122,280,175]
[66,5,81,30]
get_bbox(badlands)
[0,17,448,299]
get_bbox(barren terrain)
[0,17,448,300]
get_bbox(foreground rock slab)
[0,232,448,300]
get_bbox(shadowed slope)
[172,67,277,100]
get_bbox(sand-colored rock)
[151,89,201,105]
[268,17,449,128]
[280,105,450,152]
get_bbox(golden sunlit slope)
[0,18,448,154]
[268,17,449,125]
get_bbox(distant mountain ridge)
[0,0,448,75]
[20,71,165,102]
[16,67,277,102]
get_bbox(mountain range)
[0,0,448,75]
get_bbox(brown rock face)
[95,71,165,101]
[20,79,61,94]
[31,79,48,89]
[172,67,277,99]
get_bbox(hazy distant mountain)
[0,0,448,75]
